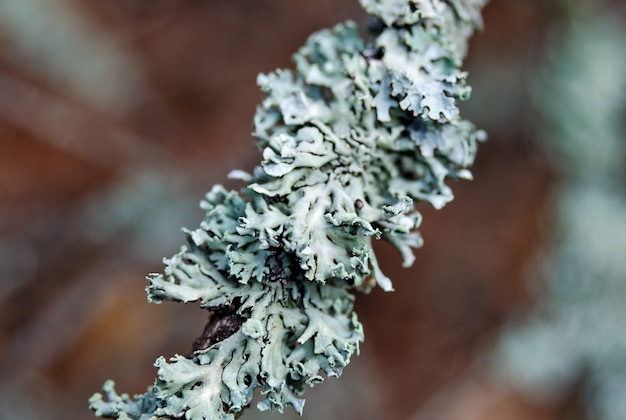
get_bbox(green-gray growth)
[492,4,626,419]
[90,0,486,418]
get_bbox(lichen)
[491,6,626,420]
[90,0,486,418]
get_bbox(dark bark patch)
[193,301,244,352]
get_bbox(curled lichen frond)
[91,0,486,418]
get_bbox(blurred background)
[0,0,624,419]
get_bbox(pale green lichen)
[91,0,486,418]
[492,5,626,420]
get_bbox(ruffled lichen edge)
[90,0,487,418]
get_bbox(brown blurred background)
[0,1,622,419]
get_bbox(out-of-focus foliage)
[90,0,487,418]
[0,0,145,113]
[492,4,626,419]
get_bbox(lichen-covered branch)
[90,0,487,418]
[491,5,626,419]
